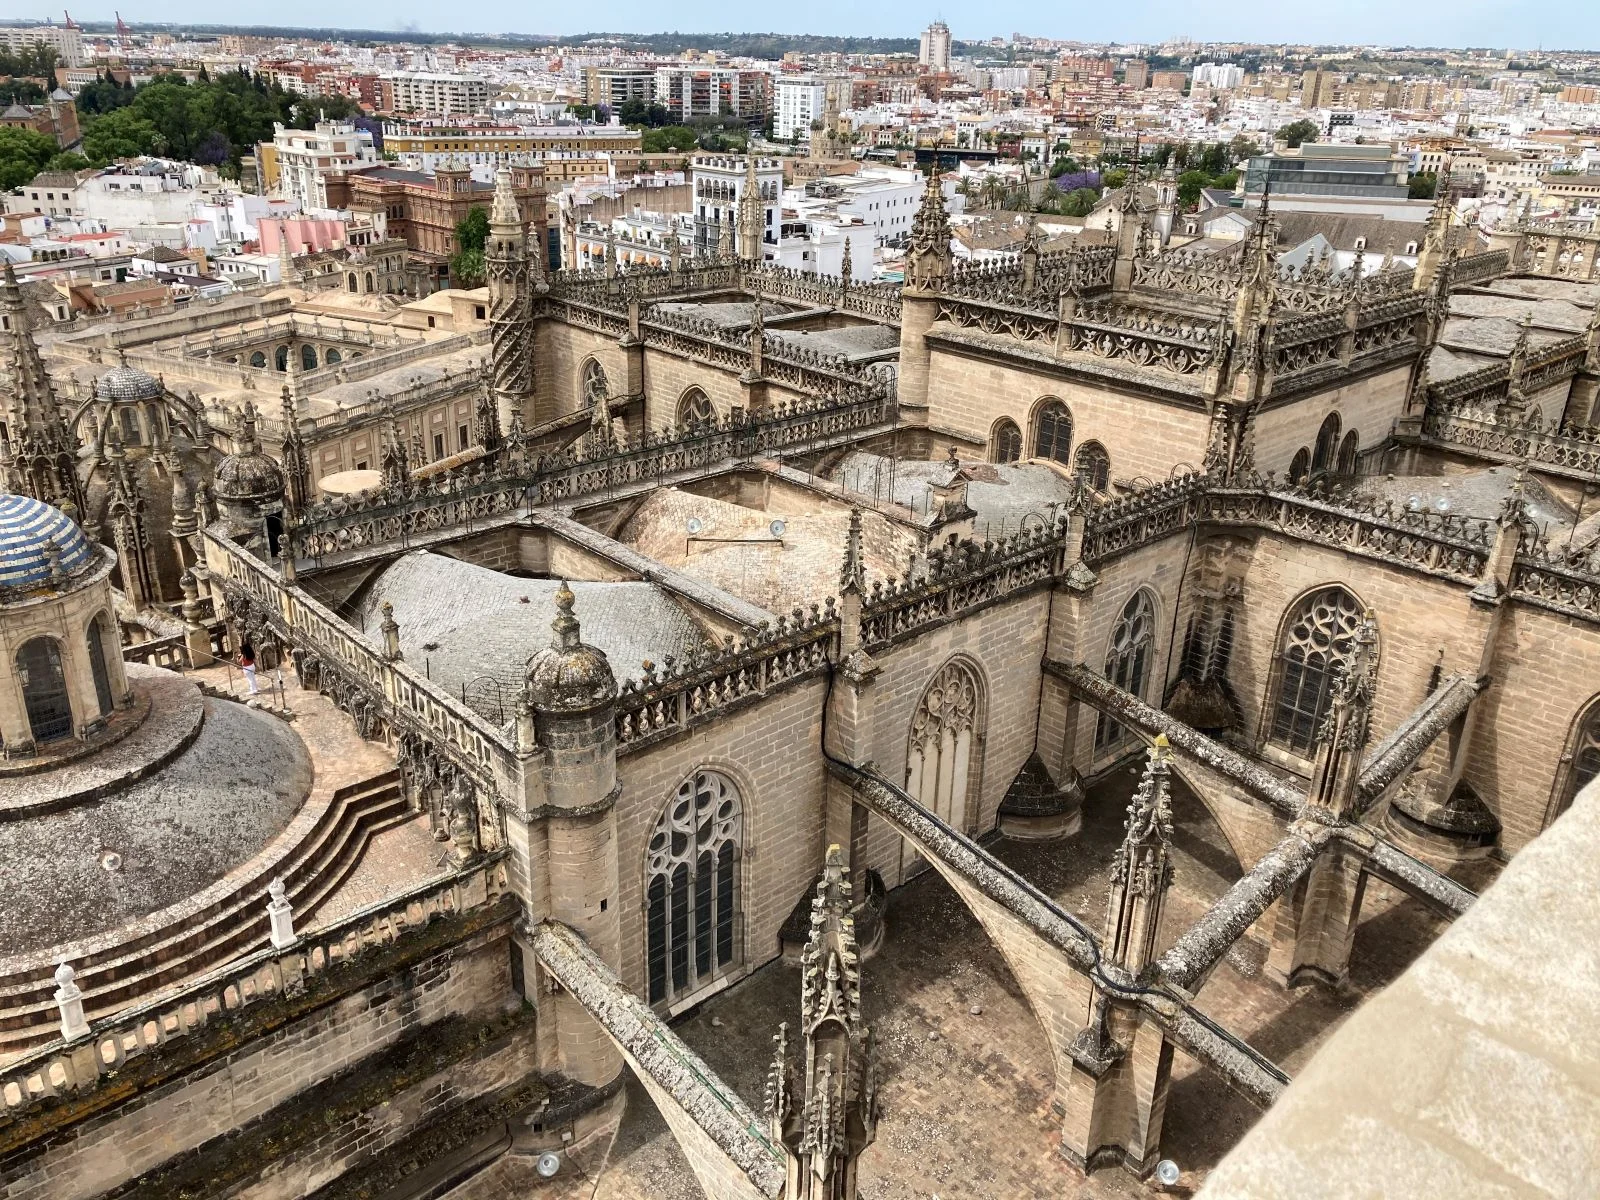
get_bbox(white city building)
[689,155,784,258]
[919,21,952,73]
[269,120,380,211]
[380,71,490,116]
[1192,62,1245,89]
[774,77,827,143]
[0,24,84,67]
[791,167,923,247]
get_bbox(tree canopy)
[0,127,59,192]
[450,207,489,287]
[1408,171,1438,200]
[74,68,365,176]
[1276,119,1320,149]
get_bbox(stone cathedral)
[1,160,1598,1198]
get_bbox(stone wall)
[922,340,1213,481]
[1252,364,1410,479]
[614,676,832,1009]
[0,902,522,1200]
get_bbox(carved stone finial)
[840,507,865,594]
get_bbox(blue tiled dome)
[0,493,94,591]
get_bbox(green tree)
[1177,170,1212,208]
[45,151,91,172]
[450,248,485,288]
[81,107,161,163]
[1200,142,1228,174]
[1408,171,1438,200]
[0,126,57,191]
[1103,167,1128,190]
[1061,187,1100,217]
[1276,119,1320,148]
[1227,134,1261,164]
[640,125,699,152]
[455,207,489,254]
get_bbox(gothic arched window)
[906,660,983,834]
[1074,441,1112,493]
[18,637,72,744]
[1336,430,1360,476]
[1269,587,1367,756]
[1033,399,1073,465]
[581,358,609,409]
[1289,447,1311,484]
[365,271,375,293]
[677,387,715,429]
[325,348,342,365]
[646,770,742,1007]
[1311,413,1341,474]
[300,343,318,371]
[1550,700,1600,825]
[275,345,289,372]
[250,351,267,368]
[347,273,358,292]
[1096,590,1157,751]
[991,418,1022,463]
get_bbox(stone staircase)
[0,769,411,1057]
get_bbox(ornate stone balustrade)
[295,383,896,555]
[1450,248,1512,288]
[1081,474,1210,564]
[531,386,895,507]
[1427,334,1588,415]
[0,860,507,1129]
[742,264,904,323]
[615,613,836,751]
[859,518,1067,648]
[206,532,512,790]
[1510,546,1600,621]
[1130,248,1241,302]
[934,293,1222,376]
[1081,474,1493,583]
[121,622,228,670]
[1423,408,1600,477]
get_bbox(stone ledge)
[0,667,200,819]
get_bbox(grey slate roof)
[829,451,1077,536]
[352,551,712,719]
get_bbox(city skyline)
[10,5,1600,54]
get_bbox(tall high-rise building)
[919,21,952,73]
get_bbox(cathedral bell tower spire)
[486,167,533,437]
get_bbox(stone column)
[895,291,938,425]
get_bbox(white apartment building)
[1192,62,1245,89]
[774,78,827,143]
[792,168,923,247]
[689,155,784,258]
[269,120,380,211]
[380,71,490,116]
[771,215,874,281]
[0,25,84,68]
[919,21,952,73]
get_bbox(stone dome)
[526,581,617,712]
[0,492,95,592]
[214,402,285,505]
[95,364,164,402]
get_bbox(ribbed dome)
[0,493,94,592]
[214,401,285,506]
[215,449,286,503]
[95,364,163,402]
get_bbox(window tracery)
[1269,587,1367,756]
[906,661,982,834]
[991,418,1022,463]
[1096,590,1156,750]
[646,770,742,1006]
[677,387,715,428]
[581,358,609,409]
[1033,399,1073,465]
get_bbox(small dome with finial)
[525,580,617,712]
[215,401,286,506]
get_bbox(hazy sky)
[39,1,1600,53]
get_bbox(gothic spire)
[906,169,952,290]
[1103,736,1175,976]
[1306,612,1379,818]
[279,384,309,517]
[771,844,878,1198]
[2,260,85,515]
[2,259,61,442]
[486,167,533,431]
[738,154,765,266]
